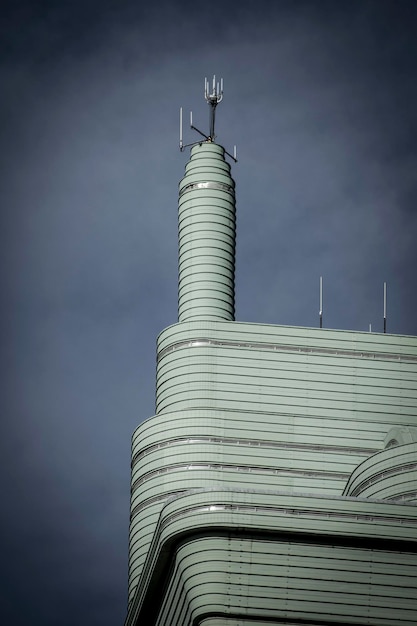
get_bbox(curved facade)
[343,442,417,501]
[127,318,417,611]
[125,133,417,625]
[128,489,417,625]
[178,143,236,322]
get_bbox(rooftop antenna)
[319,276,323,328]
[383,281,387,333]
[179,76,237,162]
[205,75,223,141]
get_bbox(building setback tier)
[125,489,417,626]
[126,320,417,619]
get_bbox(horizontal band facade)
[126,490,417,625]
[178,143,236,322]
[179,180,235,196]
[158,336,417,363]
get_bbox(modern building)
[124,80,417,626]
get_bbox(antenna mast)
[179,76,237,162]
[205,75,223,141]
[383,282,387,333]
[319,276,323,329]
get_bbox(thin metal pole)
[209,103,216,139]
[383,282,387,333]
[319,276,323,328]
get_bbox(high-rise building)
[124,79,417,626]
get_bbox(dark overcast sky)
[1,1,416,624]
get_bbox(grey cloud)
[1,2,417,625]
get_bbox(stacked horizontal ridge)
[178,142,236,321]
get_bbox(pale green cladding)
[125,113,417,626]
[126,319,417,620]
[178,142,236,322]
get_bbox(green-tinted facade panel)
[127,490,417,625]
[127,320,417,619]
[125,139,417,626]
[178,144,236,322]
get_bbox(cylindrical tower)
[178,142,236,321]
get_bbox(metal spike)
[319,276,323,328]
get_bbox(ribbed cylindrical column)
[178,142,236,321]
